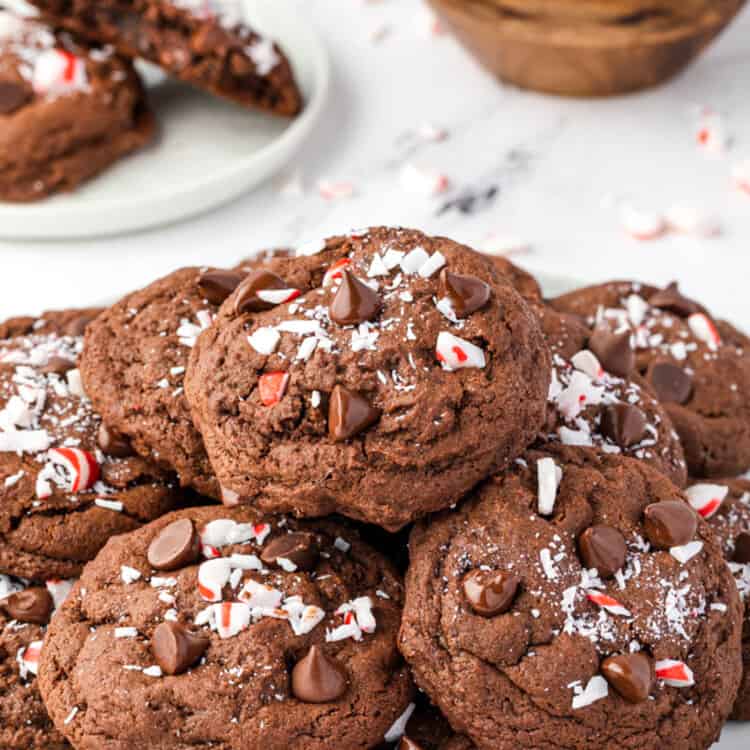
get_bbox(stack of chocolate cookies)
[1,226,749,749]
[0,2,302,201]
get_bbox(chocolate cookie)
[686,476,750,719]
[0,307,101,340]
[28,0,302,115]
[550,281,750,478]
[185,227,551,530]
[0,313,180,580]
[38,505,413,749]
[377,700,474,750]
[485,255,542,302]
[0,12,154,202]
[0,575,73,749]
[400,449,742,750]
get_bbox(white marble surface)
[1,0,750,324]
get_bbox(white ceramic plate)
[0,0,329,239]
[537,270,746,750]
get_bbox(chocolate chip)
[151,622,209,676]
[329,271,381,326]
[647,361,693,405]
[439,269,491,317]
[234,270,292,314]
[147,518,201,571]
[399,738,424,750]
[734,531,750,564]
[601,652,654,703]
[643,500,697,549]
[578,525,627,578]
[291,645,348,703]
[328,385,381,442]
[0,81,31,115]
[588,326,634,378]
[648,282,701,318]
[42,356,76,375]
[0,587,54,625]
[462,569,520,617]
[600,403,647,448]
[97,424,134,458]
[261,532,319,571]
[198,269,247,305]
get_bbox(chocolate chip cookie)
[38,505,413,749]
[28,0,302,115]
[80,266,256,499]
[185,227,551,531]
[686,476,750,719]
[550,281,750,478]
[0,12,154,202]
[400,448,742,750]
[0,313,180,580]
[0,575,73,749]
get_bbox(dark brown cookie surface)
[550,281,750,478]
[0,313,180,580]
[0,575,72,749]
[39,505,412,749]
[185,227,551,531]
[28,0,302,115]
[0,12,154,202]
[400,449,742,750]
[686,476,750,720]
[79,267,251,499]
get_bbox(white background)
[1,0,749,323]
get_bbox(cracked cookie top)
[0,575,73,749]
[0,313,181,580]
[400,448,742,750]
[185,227,551,531]
[38,505,412,749]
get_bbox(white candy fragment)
[537,458,562,516]
[436,332,486,371]
[685,483,728,519]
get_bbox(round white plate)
[0,0,329,239]
[536,270,747,750]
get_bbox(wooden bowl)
[428,0,747,97]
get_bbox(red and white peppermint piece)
[197,558,231,602]
[685,483,729,519]
[626,294,650,327]
[32,48,87,95]
[655,659,695,687]
[296,238,326,257]
[201,544,221,559]
[696,114,729,153]
[37,447,100,498]
[665,204,720,237]
[283,596,326,636]
[200,519,270,549]
[214,601,251,639]
[687,313,721,351]
[620,206,666,241]
[318,180,354,200]
[571,350,604,380]
[436,332,486,371]
[732,160,750,195]
[554,370,605,420]
[323,257,352,286]
[400,163,450,196]
[418,251,446,279]
[258,372,290,407]
[238,579,283,610]
[400,246,431,274]
[336,596,376,634]
[537,458,562,516]
[17,639,43,678]
[255,288,300,306]
[586,590,632,617]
